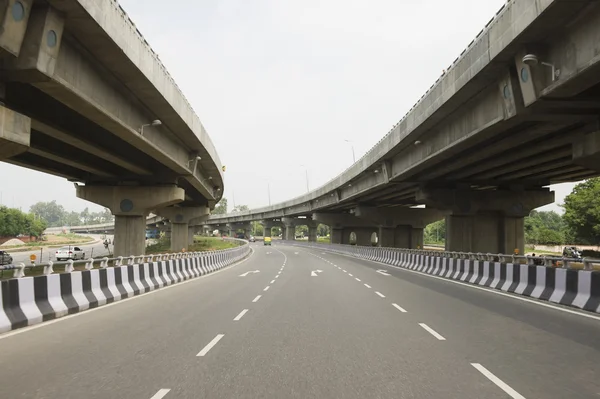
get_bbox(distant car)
[249,236,256,242]
[0,250,13,266]
[264,237,272,246]
[55,246,85,261]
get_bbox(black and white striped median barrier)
[0,239,251,333]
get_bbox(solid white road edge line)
[392,303,407,313]
[150,389,171,399]
[419,323,446,340]
[197,334,225,357]
[305,247,600,322]
[0,248,256,340]
[252,295,262,303]
[471,363,526,399]
[375,291,386,298]
[233,309,249,321]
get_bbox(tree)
[295,225,308,237]
[563,178,600,245]
[232,204,249,213]
[213,198,228,215]
[424,219,445,244]
[30,200,66,227]
[317,224,330,237]
[252,221,264,236]
[0,206,47,237]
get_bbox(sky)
[0,0,578,214]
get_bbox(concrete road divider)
[284,241,600,314]
[0,241,251,333]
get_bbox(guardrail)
[281,241,600,270]
[1,238,250,279]
[281,241,600,314]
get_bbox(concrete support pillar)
[355,228,375,246]
[285,225,296,241]
[76,185,184,257]
[155,206,209,252]
[392,226,424,249]
[417,187,554,254]
[114,215,146,258]
[262,222,273,237]
[378,227,395,248]
[331,228,343,244]
[308,226,318,242]
[445,214,524,254]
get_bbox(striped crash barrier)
[282,241,600,314]
[0,241,251,333]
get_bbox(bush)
[581,250,600,258]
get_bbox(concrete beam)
[3,4,65,81]
[0,0,34,57]
[416,187,554,217]
[31,119,152,175]
[572,130,600,173]
[0,104,30,159]
[312,213,373,229]
[353,206,446,228]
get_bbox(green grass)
[317,237,330,243]
[147,237,239,255]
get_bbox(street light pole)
[344,139,356,163]
[267,182,271,205]
[139,119,162,136]
[300,165,309,193]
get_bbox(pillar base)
[446,214,524,255]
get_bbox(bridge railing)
[281,241,600,271]
[1,239,250,279]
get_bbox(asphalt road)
[1,243,599,398]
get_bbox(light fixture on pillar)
[187,155,202,169]
[139,119,162,135]
[374,169,380,174]
[414,140,422,145]
[522,54,560,81]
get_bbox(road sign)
[29,254,37,263]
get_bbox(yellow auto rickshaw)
[264,236,272,246]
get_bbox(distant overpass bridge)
[38,0,600,255]
[0,0,224,255]
[203,0,600,254]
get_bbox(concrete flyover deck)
[0,0,224,255]
[204,0,600,254]
[34,0,600,255]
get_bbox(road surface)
[0,243,599,398]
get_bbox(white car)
[55,246,85,261]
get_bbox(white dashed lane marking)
[270,280,275,284]
[150,389,171,399]
[233,309,249,321]
[375,291,385,298]
[197,334,225,357]
[252,295,261,303]
[264,286,270,291]
[364,284,372,288]
[419,323,446,341]
[471,363,526,399]
[355,278,361,282]
[392,303,407,313]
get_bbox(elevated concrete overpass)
[206,0,600,254]
[0,0,224,255]
[33,0,600,255]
